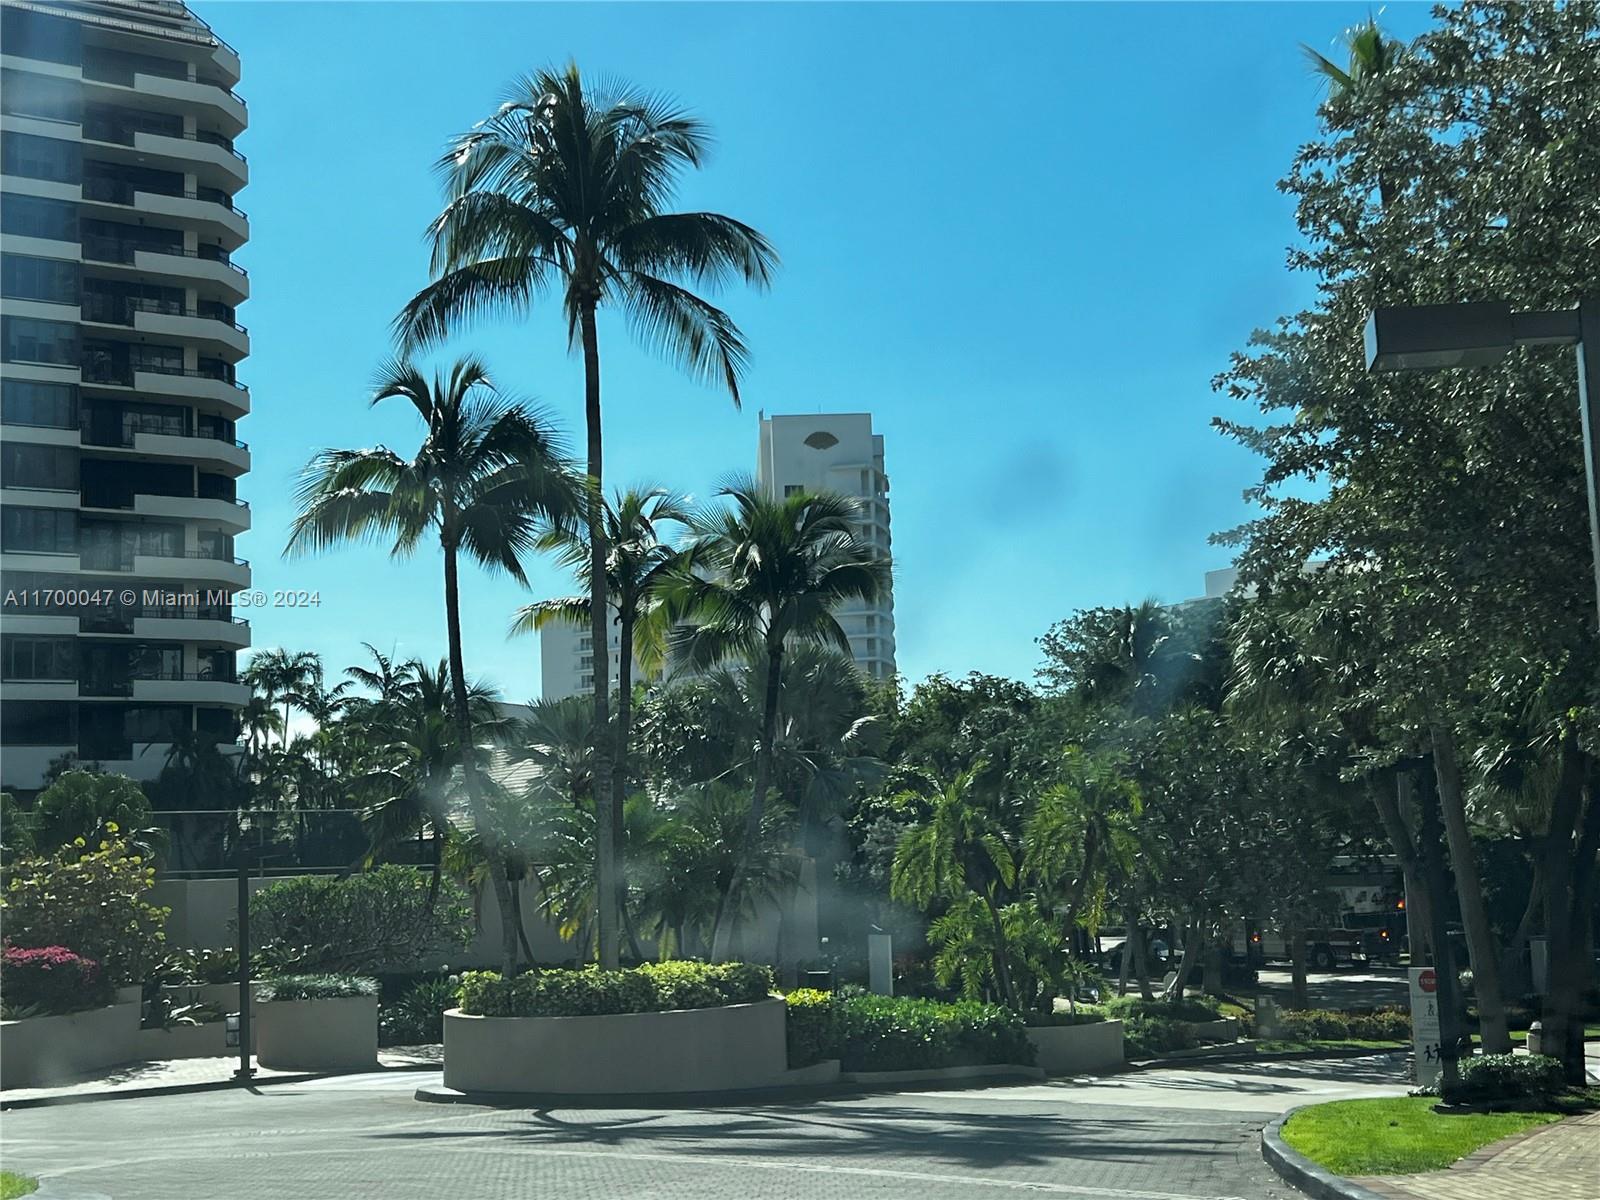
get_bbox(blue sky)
[201,0,1435,705]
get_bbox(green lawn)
[1281,1097,1561,1175]
[0,1172,38,1199]
[1254,1037,1403,1054]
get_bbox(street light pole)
[1365,296,1600,626]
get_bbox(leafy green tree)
[31,770,164,861]
[664,479,888,956]
[396,63,777,969]
[286,356,576,974]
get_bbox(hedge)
[1267,1007,1411,1042]
[1450,1054,1566,1104]
[784,992,1034,1072]
[458,962,774,1018]
[1103,994,1221,1023]
[1025,1005,1110,1028]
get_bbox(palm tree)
[891,769,1021,1010]
[663,478,888,957]
[242,648,324,745]
[395,64,778,968]
[285,355,576,974]
[1302,15,1402,207]
[511,486,691,871]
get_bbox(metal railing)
[80,236,248,278]
[83,118,246,164]
[81,176,248,220]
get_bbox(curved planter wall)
[444,998,790,1095]
[0,1001,140,1089]
[1026,1019,1124,1074]
[255,995,378,1071]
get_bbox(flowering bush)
[0,944,114,1017]
[1,831,168,986]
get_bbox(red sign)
[1418,968,1437,994]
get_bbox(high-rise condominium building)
[1,0,251,792]
[539,611,639,703]
[756,412,896,680]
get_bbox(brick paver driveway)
[1,1056,1408,1200]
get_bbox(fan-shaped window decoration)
[804,431,839,449]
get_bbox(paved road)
[1,1056,1407,1200]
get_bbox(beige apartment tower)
[1,0,251,791]
[756,412,896,680]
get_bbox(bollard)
[1527,1021,1543,1056]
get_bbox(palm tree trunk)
[615,611,641,962]
[580,301,619,972]
[443,538,518,977]
[711,643,785,961]
[1062,824,1100,934]
[1290,929,1310,1010]
[1430,720,1511,1054]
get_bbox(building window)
[1,505,76,552]
[0,69,82,123]
[0,698,74,745]
[1,131,81,183]
[1,380,76,429]
[1,444,77,491]
[1,194,78,243]
[124,705,189,745]
[2,254,79,305]
[579,674,594,688]
[784,484,803,497]
[579,655,594,669]
[1,635,76,680]
[0,9,82,67]
[578,636,592,650]
[2,316,78,366]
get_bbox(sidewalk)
[0,1045,441,1108]
[1356,1109,1600,1200]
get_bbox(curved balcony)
[132,676,249,706]
[131,493,251,534]
[132,615,250,648]
[79,237,249,303]
[130,368,250,419]
[134,129,248,191]
[81,177,248,247]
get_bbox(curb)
[1261,1107,1393,1200]
[415,1065,1047,1109]
[1129,1044,1406,1071]
[0,1061,441,1111]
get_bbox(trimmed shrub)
[834,994,1034,1072]
[1346,1008,1410,1041]
[1278,1009,1352,1041]
[1451,1054,1566,1105]
[785,988,842,1067]
[380,978,460,1046]
[1103,994,1220,1024]
[255,974,379,1002]
[0,944,114,1016]
[1123,1014,1199,1055]
[458,961,775,1018]
[157,947,240,986]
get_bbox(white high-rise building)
[756,412,896,680]
[1,0,252,792]
[539,611,640,703]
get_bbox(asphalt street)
[0,1055,1408,1200]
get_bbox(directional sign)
[1409,967,1442,1087]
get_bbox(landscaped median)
[1263,1055,1599,1199]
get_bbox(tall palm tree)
[242,648,324,745]
[511,486,691,863]
[663,478,888,956]
[395,64,778,968]
[1302,15,1402,207]
[285,355,576,974]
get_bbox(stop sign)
[1419,968,1437,993]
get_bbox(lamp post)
[1364,297,1600,626]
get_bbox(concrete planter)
[0,1001,140,1088]
[444,998,792,1095]
[135,1020,231,1060]
[255,995,378,1072]
[1026,1019,1125,1073]
[1184,1017,1241,1043]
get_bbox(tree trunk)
[579,301,619,972]
[1290,929,1309,1010]
[1430,721,1511,1054]
[1540,733,1598,1084]
[1375,775,1433,963]
[1061,823,1100,935]
[615,610,638,962]
[711,642,785,961]
[510,878,536,967]
[1202,938,1225,998]
[443,539,518,977]
[1130,922,1154,1001]
[1170,925,1201,998]
[1501,855,1542,994]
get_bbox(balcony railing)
[81,293,247,333]
[81,176,248,220]
[83,117,246,163]
[80,236,247,278]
